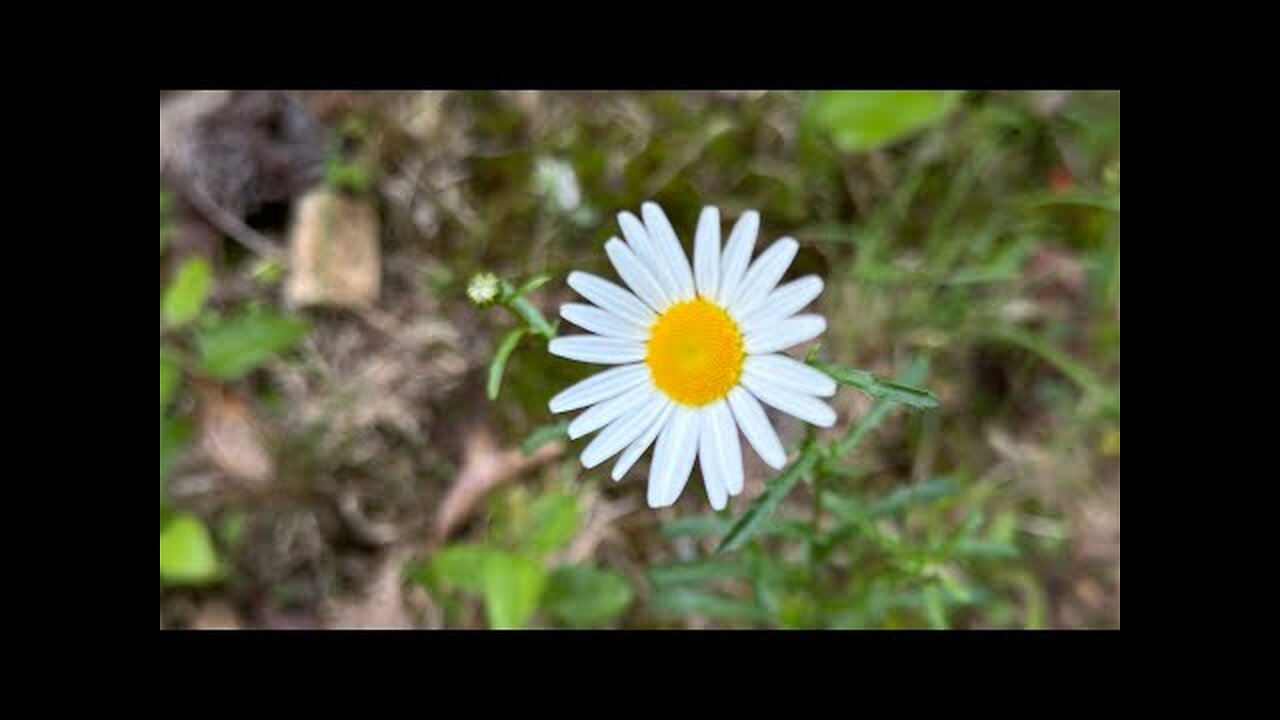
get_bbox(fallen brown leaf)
[432,426,564,546]
[195,382,274,487]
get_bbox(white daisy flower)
[548,201,836,510]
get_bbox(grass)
[160,90,1119,629]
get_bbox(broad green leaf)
[162,257,212,328]
[160,512,221,585]
[525,491,580,555]
[429,543,492,595]
[810,91,962,153]
[810,359,939,410]
[196,308,309,380]
[160,347,181,412]
[651,587,769,623]
[543,564,633,627]
[487,327,528,400]
[648,560,751,587]
[520,420,569,456]
[717,448,819,554]
[481,550,547,630]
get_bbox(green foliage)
[481,550,546,629]
[719,357,935,555]
[160,512,221,585]
[809,91,962,152]
[478,272,559,402]
[414,486,632,629]
[160,347,181,413]
[543,565,633,627]
[487,327,528,401]
[325,156,373,194]
[162,257,212,328]
[524,491,580,555]
[160,415,190,488]
[808,357,939,409]
[520,420,569,456]
[196,307,309,380]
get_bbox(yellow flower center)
[646,297,745,406]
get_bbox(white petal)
[740,374,837,428]
[549,364,649,413]
[641,202,696,301]
[693,206,721,299]
[699,400,742,505]
[568,381,657,440]
[560,303,647,341]
[567,271,655,328]
[647,405,700,508]
[728,237,799,320]
[549,335,647,365]
[580,391,668,469]
[715,210,760,306]
[711,402,745,496]
[605,238,669,314]
[743,314,827,355]
[727,386,788,470]
[698,418,728,512]
[743,354,837,398]
[612,401,674,481]
[618,211,678,306]
[738,275,824,336]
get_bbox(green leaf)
[810,91,962,153]
[717,447,819,555]
[506,294,557,339]
[487,327,528,400]
[651,587,770,623]
[196,308,309,380]
[481,550,547,630]
[648,560,751,587]
[512,273,554,298]
[866,477,960,518]
[160,512,221,585]
[160,415,190,486]
[543,564,633,627]
[922,585,948,629]
[525,491,580,555]
[832,357,931,458]
[160,347,181,413]
[162,257,212,328]
[429,543,492,595]
[520,420,569,456]
[810,359,939,410]
[659,515,735,539]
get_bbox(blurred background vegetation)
[160,90,1119,629]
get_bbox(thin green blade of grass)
[648,560,753,588]
[651,587,770,623]
[487,327,528,401]
[976,327,1119,414]
[716,448,818,555]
